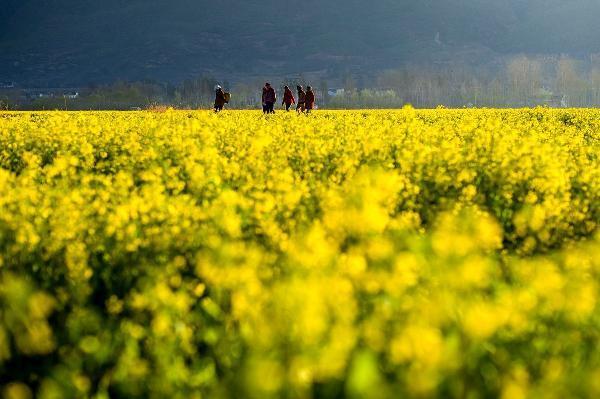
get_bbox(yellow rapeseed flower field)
[0,108,599,398]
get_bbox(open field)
[0,109,599,398]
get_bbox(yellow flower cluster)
[0,109,599,398]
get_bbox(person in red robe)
[262,83,276,114]
[296,85,306,113]
[282,85,296,111]
[305,86,315,113]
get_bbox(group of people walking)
[214,83,316,113]
[262,83,316,114]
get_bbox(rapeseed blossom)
[0,109,599,398]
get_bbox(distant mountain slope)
[1,0,600,86]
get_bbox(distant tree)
[507,55,542,105]
[343,73,357,93]
[590,67,600,105]
[320,79,329,106]
[555,56,587,106]
[198,76,217,104]
[182,79,195,103]
[165,83,177,99]
[173,90,183,106]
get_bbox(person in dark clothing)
[214,85,226,112]
[305,86,315,113]
[261,86,268,113]
[262,82,276,114]
[282,85,296,111]
[296,85,306,113]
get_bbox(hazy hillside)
[2,0,600,86]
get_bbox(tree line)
[4,55,600,110]
[332,54,600,108]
